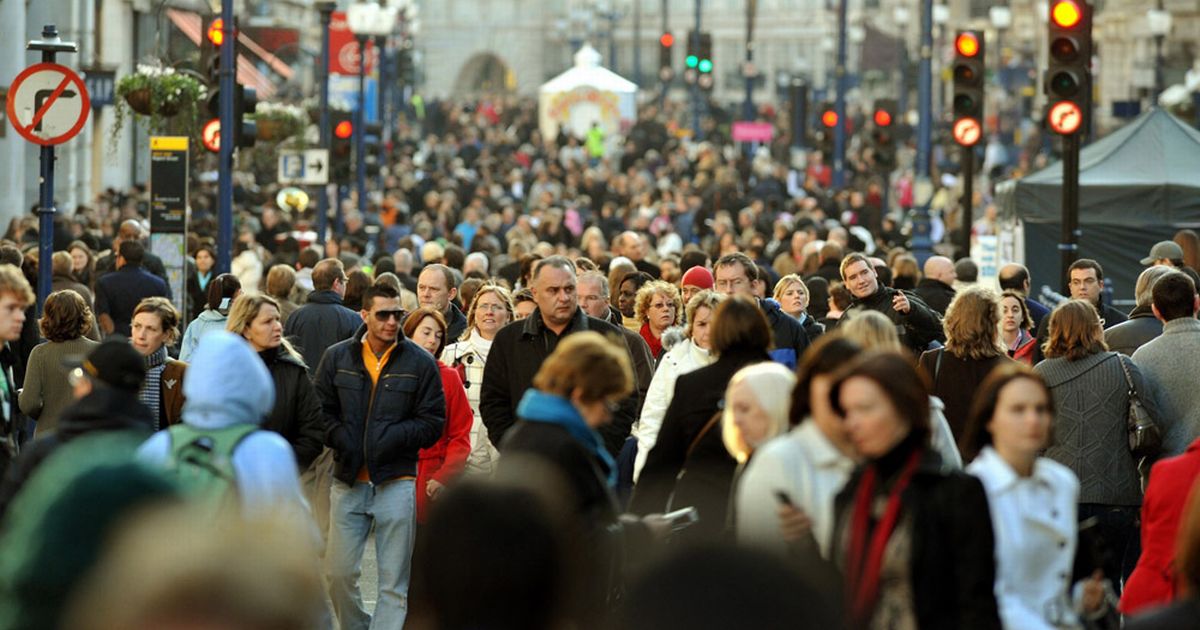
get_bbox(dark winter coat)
[314,326,445,485]
[919,348,1011,439]
[259,347,326,470]
[629,348,770,542]
[284,290,362,377]
[842,285,945,352]
[0,387,153,520]
[915,277,956,315]
[833,447,1002,630]
[481,307,637,456]
[1104,305,1162,357]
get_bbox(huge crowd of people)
[0,97,1199,629]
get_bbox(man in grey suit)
[1131,271,1200,455]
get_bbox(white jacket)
[929,396,964,469]
[442,330,500,475]
[632,338,714,482]
[968,447,1083,630]
[736,421,855,558]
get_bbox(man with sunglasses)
[314,282,445,630]
[284,257,363,377]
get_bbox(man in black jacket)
[481,256,638,456]
[915,256,957,315]
[713,252,810,368]
[284,258,362,377]
[411,263,467,341]
[839,253,944,352]
[314,283,445,630]
[1032,258,1128,363]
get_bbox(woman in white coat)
[441,284,513,476]
[963,363,1110,630]
[633,290,723,482]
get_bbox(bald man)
[94,219,169,283]
[998,263,1051,330]
[915,256,957,315]
[616,231,661,279]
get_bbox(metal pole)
[743,0,756,123]
[609,12,618,73]
[376,33,388,193]
[1060,132,1080,292]
[911,0,934,261]
[691,0,702,139]
[659,0,668,110]
[316,2,334,248]
[898,21,909,116]
[791,79,807,149]
[355,34,368,222]
[1155,35,1165,101]
[31,24,73,318]
[633,0,642,88]
[217,0,235,274]
[958,146,973,258]
[833,0,847,189]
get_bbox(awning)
[165,8,282,99]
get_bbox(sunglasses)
[374,309,406,322]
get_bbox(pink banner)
[732,121,774,143]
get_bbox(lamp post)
[1147,6,1171,102]
[347,2,395,223]
[932,3,949,119]
[316,2,335,248]
[833,0,847,189]
[895,6,911,120]
[989,4,1012,87]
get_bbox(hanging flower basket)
[124,87,153,115]
[255,102,308,143]
[111,63,206,149]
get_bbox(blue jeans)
[327,478,417,630]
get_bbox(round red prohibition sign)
[6,62,91,146]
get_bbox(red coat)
[1121,438,1200,615]
[416,362,473,523]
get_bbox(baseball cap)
[66,337,147,392]
[1140,241,1184,266]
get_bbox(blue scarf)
[516,390,617,488]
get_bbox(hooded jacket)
[138,331,306,517]
[314,325,445,485]
[179,309,229,362]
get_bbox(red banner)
[329,11,378,76]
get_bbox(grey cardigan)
[19,337,99,436]
[1035,351,1162,506]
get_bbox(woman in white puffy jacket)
[441,284,513,476]
[633,290,724,482]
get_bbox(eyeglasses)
[373,309,405,322]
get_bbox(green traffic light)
[698,59,713,73]
[686,55,698,68]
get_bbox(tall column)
[0,0,27,233]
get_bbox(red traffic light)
[1051,0,1083,28]
[821,110,839,128]
[952,118,982,147]
[202,118,221,153]
[1047,101,1083,135]
[334,120,354,140]
[955,32,980,57]
[660,32,674,47]
[207,18,225,47]
[874,110,893,127]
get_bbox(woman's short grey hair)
[1135,265,1174,308]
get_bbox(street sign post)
[8,27,84,317]
[149,137,189,317]
[277,149,331,186]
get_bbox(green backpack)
[165,423,259,516]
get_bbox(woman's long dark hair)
[205,273,242,314]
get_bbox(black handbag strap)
[1114,353,1138,399]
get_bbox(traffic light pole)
[957,146,973,258]
[911,0,934,262]
[1060,132,1080,292]
[691,0,702,140]
[742,0,757,124]
[833,0,847,189]
[316,2,334,248]
[355,35,368,224]
[217,0,235,274]
[660,0,668,110]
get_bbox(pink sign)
[732,121,774,143]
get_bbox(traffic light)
[330,112,353,183]
[871,99,898,172]
[235,86,257,149]
[201,16,255,149]
[697,32,714,91]
[816,101,837,154]
[951,30,985,147]
[200,16,225,85]
[1045,0,1091,135]
[819,102,838,130]
[684,31,699,85]
[659,32,675,82]
[363,122,384,177]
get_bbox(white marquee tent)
[538,44,638,143]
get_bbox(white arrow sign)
[277,148,330,186]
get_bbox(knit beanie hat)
[681,266,714,290]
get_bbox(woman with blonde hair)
[634,280,682,360]
[634,290,723,481]
[1035,299,1164,586]
[774,274,824,340]
[918,287,1011,439]
[442,284,514,476]
[20,290,98,435]
[226,293,324,471]
[721,362,796,465]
